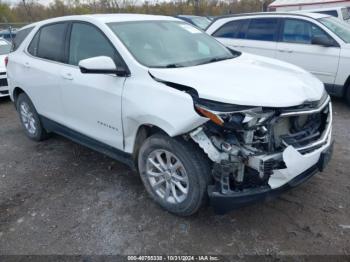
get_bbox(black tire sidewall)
[138,134,210,216]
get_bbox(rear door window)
[245,18,279,41]
[212,20,244,38]
[32,23,68,63]
[28,31,39,56]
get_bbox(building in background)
[268,0,350,22]
[268,0,350,11]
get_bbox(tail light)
[4,56,8,67]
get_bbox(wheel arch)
[12,87,26,108]
[132,124,169,169]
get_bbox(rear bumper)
[209,141,334,214]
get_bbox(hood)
[149,53,324,108]
[342,43,350,50]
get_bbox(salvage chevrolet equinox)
[7,14,333,216]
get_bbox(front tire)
[16,93,48,141]
[138,134,211,216]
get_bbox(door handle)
[24,62,30,68]
[61,72,73,80]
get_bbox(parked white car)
[0,38,11,97]
[206,12,350,104]
[7,14,333,215]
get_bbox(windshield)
[319,16,350,43]
[108,21,235,68]
[0,40,11,55]
[189,17,211,30]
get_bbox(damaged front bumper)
[209,138,333,214]
[190,96,333,214]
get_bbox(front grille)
[0,72,6,76]
[273,101,330,151]
[0,78,8,86]
[280,111,326,147]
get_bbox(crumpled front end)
[189,93,333,214]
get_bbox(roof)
[176,15,203,18]
[84,14,178,23]
[294,11,331,18]
[33,14,178,27]
[20,14,179,30]
[269,0,350,7]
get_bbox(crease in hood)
[148,53,325,108]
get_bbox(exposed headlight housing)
[194,98,274,130]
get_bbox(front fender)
[122,78,207,154]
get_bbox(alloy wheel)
[146,149,189,204]
[20,101,37,135]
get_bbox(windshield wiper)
[208,57,232,63]
[164,63,184,68]
[196,56,233,66]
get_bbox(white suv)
[7,14,333,216]
[206,12,350,104]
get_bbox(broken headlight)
[194,99,274,130]
[194,99,277,154]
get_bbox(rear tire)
[138,134,211,216]
[16,93,48,141]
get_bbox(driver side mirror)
[311,36,338,47]
[79,56,128,76]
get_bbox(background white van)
[268,0,350,23]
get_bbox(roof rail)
[210,11,324,24]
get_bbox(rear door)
[212,19,249,51]
[276,18,340,85]
[240,18,280,58]
[212,17,280,58]
[23,22,69,123]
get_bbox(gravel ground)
[0,96,349,256]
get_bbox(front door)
[60,22,127,150]
[276,18,340,85]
